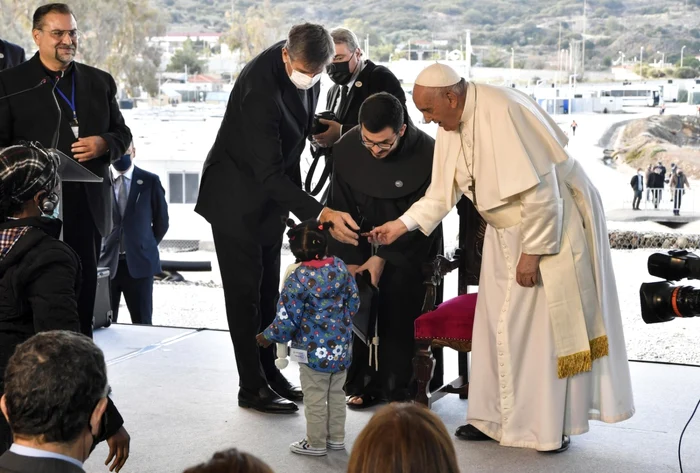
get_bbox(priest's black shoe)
[455,424,492,441]
[269,377,304,402]
[238,386,298,414]
[540,435,570,454]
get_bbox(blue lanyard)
[52,73,77,121]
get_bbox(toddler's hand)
[256,333,272,348]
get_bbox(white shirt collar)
[10,444,84,469]
[347,59,365,88]
[111,165,134,182]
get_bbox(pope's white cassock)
[400,71,635,450]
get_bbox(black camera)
[640,250,700,323]
[310,111,337,136]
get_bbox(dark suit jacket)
[0,53,132,237]
[99,166,169,279]
[0,451,84,473]
[630,174,644,191]
[0,40,25,71]
[325,60,407,134]
[195,41,323,243]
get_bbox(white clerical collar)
[10,444,84,469]
[459,82,477,129]
[111,165,134,181]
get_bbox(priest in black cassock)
[327,92,443,407]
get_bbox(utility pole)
[365,34,370,61]
[681,45,686,68]
[640,46,644,77]
[581,0,587,80]
[557,23,562,87]
[465,29,472,80]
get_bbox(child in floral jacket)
[257,218,360,457]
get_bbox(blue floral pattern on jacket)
[263,257,360,373]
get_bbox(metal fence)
[622,187,695,213]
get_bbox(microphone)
[50,70,64,150]
[0,77,49,101]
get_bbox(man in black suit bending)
[196,23,359,414]
[0,3,132,338]
[0,39,26,71]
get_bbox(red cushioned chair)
[413,197,485,408]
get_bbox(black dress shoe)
[540,435,570,454]
[269,376,304,402]
[238,386,298,414]
[455,424,492,441]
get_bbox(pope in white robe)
[369,63,635,452]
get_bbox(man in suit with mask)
[306,28,407,200]
[196,23,360,414]
[0,39,25,71]
[0,3,132,338]
[99,141,169,325]
[0,331,117,473]
[312,28,407,148]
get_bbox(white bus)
[597,86,660,107]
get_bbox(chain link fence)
[609,229,700,250]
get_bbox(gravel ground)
[116,245,700,366]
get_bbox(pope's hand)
[365,219,408,245]
[516,253,541,287]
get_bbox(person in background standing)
[99,141,169,325]
[0,38,25,71]
[671,168,690,216]
[570,120,577,136]
[630,168,644,210]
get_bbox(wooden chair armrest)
[420,250,462,314]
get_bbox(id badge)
[70,118,79,139]
[290,348,309,364]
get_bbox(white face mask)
[289,68,321,90]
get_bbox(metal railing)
[624,187,695,213]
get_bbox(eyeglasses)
[41,29,81,41]
[360,133,399,151]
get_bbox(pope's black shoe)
[269,376,304,402]
[238,386,298,414]
[455,424,493,441]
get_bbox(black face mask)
[327,59,354,85]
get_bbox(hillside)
[158,0,700,72]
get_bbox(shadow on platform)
[607,209,700,228]
[86,325,700,473]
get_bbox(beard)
[55,45,76,64]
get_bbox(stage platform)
[607,209,700,227]
[84,324,700,473]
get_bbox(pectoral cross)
[469,181,477,207]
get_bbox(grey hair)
[330,27,360,53]
[286,23,334,71]
[436,78,467,98]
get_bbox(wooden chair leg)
[458,351,470,399]
[413,340,435,407]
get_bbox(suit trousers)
[62,183,102,338]
[632,190,642,209]
[212,227,283,392]
[111,258,154,324]
[299,365,347,448]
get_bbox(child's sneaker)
[326,439,345,450]
[290,439,327,456]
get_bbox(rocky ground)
[613,114,700,178]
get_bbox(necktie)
[117,175,128,217]
[117,175,128,254]
[336,85,349,118]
